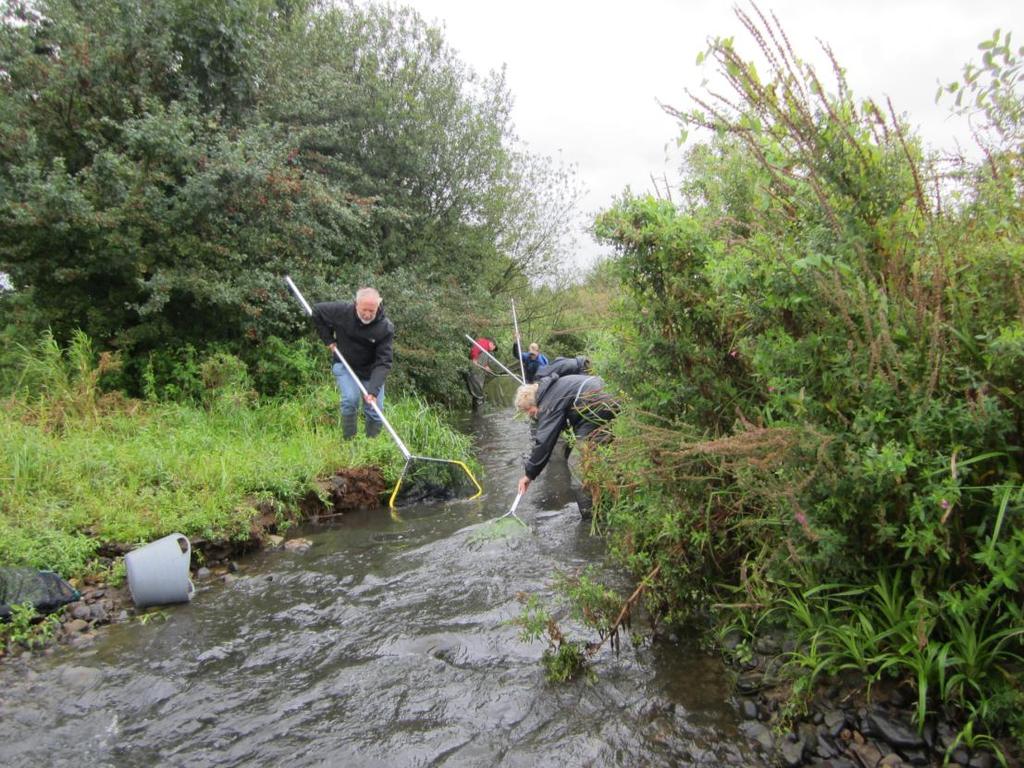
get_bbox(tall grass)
[0,333,479,578]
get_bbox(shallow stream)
[0,379,765,767]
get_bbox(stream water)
[0,378,765,767]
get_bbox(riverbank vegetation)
[3,0,1022,760]
[577,8,1024,758]
[1,329,476,578]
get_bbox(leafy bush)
[589,10,1024,747]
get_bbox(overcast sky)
[396,0,1021,268]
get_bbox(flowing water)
[0,379,765,767]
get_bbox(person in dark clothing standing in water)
[514,372,619,517]
[312,287,394,440]
[465,336,496,408]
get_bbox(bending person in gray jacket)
[312,287,394,440]
[514,373,619,516]
[535,355,590,380]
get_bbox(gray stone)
[936,722,958,751]
[951,747,970,765]
[780,737,805,768]
[849,741,885,768]
[89,603,108,622]
[740,698,759,720]
[878,753,905,767]
[196,567,211,579]
[968,752,995,768]
[736,672,762,694]
[739,720,774,752]
[824,709,847,737]
[866,711,926,749]
[284,538,312,554]
[71,603,92,621]
[815,729,839,759]
[65,618,89,633]
[799,721,820,754]
[897,748,931,766]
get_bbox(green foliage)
[0,602,61,652]
[0,330,478,578]
[0,0,578,402]
[513,594,589,683]
[588,9,1024,746]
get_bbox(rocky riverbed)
[726,632,1012,768]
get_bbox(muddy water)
[0,379,765,767]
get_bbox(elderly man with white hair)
[312,286,394,440]
[514,371,619,518]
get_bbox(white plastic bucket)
[125,533,194,609]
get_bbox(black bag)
[0,567,80,619]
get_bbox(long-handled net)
[285,276,482,510]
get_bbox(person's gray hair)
[355,287,381,304]
[514,383,539,412]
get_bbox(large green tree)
[0,0,577,399]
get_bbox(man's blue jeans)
[332,363,384,423]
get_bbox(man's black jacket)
[524,373,611,481]
[311,301,394,395]
[536,356,589,380]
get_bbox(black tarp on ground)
[0,568,80,619]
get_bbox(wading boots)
[342,412,358,441]
[365,418,383,439]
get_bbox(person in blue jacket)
[312,287,394,440]
[520,342,549,383]
[514,372,619,517]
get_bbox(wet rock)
[196,567,211,579]
[950,747,970,766]
[815,728,839,759]
[936,721,958,751]
[740,698,759,720]
[848,740,885,768]
[780,735,805,767]
[65,619,89,633]
[968,751,995,768]
[265,535,285,549]
[754,632,782,654]
[736,672,762,694]
[866,710,926,749]
[878,753,904,767]
[722,631,742,652]
[824,709,848,738]
[284,538,312,554]
[897,747,931,766]
[89,604,108,623]
[221,574,236,585]
[798,722,819,755]
[71,603,92,621]
[227,561,239,573]
[739,720,774,752]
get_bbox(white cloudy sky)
[396,0,1021,268]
